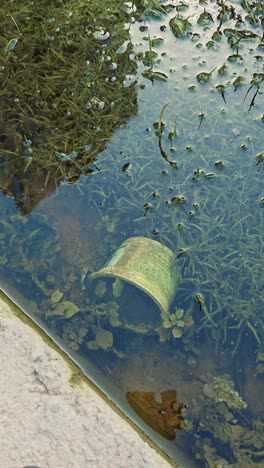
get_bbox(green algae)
[203,376,247,410]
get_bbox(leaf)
[87,340,99,350]
[224,28,259,41]
[169,15,192,38]
[109,316,120,327]
[142,50,158,66]
[5,38,18,53]
[51,290,64,303]
[150,37,164,47]
[218,63,228,75]
[256,363,264,375]
[197,9,214,26]
[257,352,264,363]
[212,30,222,41]
[233,76,245,91]
[176,2,189,12]
[161,311,170,320]
[176,319,185,328]
[175,308,184,320]
[95,280,107,298]
[196,68,215,83]
[112,278,124,298]
[95,328,113,350]
[172,327,183,338]
[163,320,172,328]
[53,301,80,318]
[142,69,168,81]
[227,54,243,62]
[184,316,194,327]
[206,40,217,50]
[251,73,264,86]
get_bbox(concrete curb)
[0,295,173,468]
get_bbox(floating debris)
[127,390,186,440]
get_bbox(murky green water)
[0,1,263,466]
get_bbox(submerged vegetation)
[0,0,138,211]
[0,0,263,466]
[184,374,264,466]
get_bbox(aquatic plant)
[184,373,264,466]
[160,308,194,340]
[0,0,139,211]
[169,15,192,38]
[203,376,247,410]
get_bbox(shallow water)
[0,1,263,466]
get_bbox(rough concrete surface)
[0,297,171,468]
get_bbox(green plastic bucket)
[89,237,178,333]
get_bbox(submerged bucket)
[89,237,178,333]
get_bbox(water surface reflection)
[0,1,263,466]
